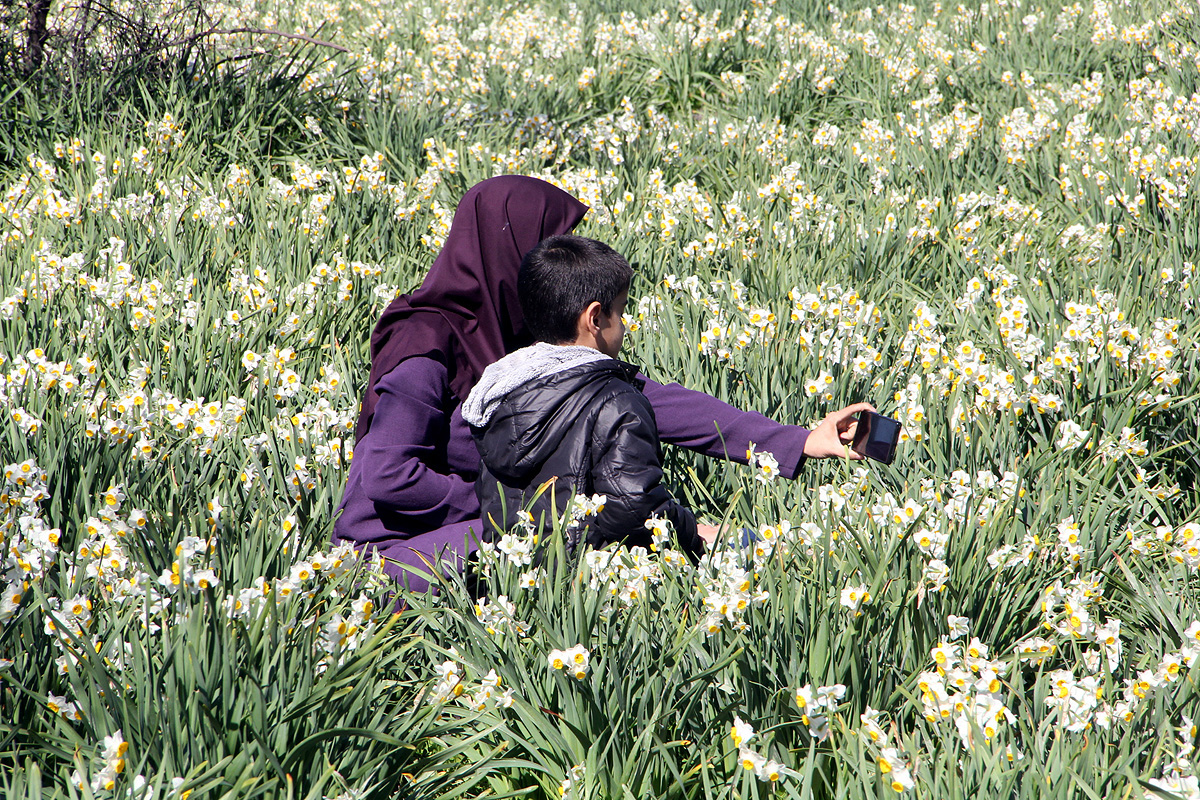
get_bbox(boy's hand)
[802,402,876,460]
[697,524,720,546]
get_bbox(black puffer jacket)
[470,358,702,557]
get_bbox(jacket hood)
[462,343,610,427]
[469,347,642,484]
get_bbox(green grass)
[1,0,1199,797]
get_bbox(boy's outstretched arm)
[587,390,703,557]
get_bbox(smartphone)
[851,411,901,465]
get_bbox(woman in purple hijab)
[336,175,866,590]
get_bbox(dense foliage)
[1,0,1198,797]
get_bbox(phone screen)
[851,411,901,465]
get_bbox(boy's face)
[594,291,628,359]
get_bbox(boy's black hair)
[518,234,633,344]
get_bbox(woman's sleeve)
[639,375,810,479]
[356,359,479,526]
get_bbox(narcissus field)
[1,0,1198,797]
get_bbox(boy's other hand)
[802,402,876,460]
[697,524,720,546]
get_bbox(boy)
[462,234,705,557]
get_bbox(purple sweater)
[334,357,809,589]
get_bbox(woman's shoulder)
[375,356,452,396]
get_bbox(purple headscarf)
[355,175,589,441]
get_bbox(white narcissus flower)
[739,747,765,772]
[744,443,780,484]
[730,715,755,746]
[754,451,780,484]
[795,685,815,716]
[190,569,219,591]
[757,758,785,782]
[877,746,904,778]
[549,645,590,679]
[816,684,847,708]
[560,763,585,799]
[1183,620,1200,648]
[564,644,590,679]
[860,707,888,744]
[840,583,870,613]
[889,766,915,792]
[807,714,831,741]
[1055,419,1088,450]
[644,515,673,550]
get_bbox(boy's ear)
[579,300,603,334]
